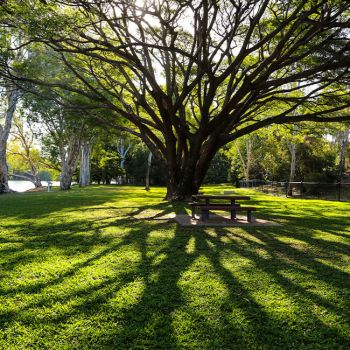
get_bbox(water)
[8,180,61,192]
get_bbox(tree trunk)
[337,128,349,181]
[0,150,10,193]
[27,149,42,188]
[145,151,152,190]
[0,88,19,194]
[59,136,80,190]
[30,173,42,188]
[12,172,42,188]
[79,140,92,187]
[60,160,73,190]
[117,138,132,184]
[286,142,297,196]
[164,168,206,200]
[237,137,253,182]
[286,125,298,196]
[163,142,218,200]
[31,170,42,188]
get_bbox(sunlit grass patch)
[1,185,350,349]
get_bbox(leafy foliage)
[90,143,122,185]
[227,125,343,182]
[204,150,231,184]
[125,143,166,186]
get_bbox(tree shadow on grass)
[88,218,350,349]
[0,197,178,271]
[1,197,350,349]
[0,186,166,220]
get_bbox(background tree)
[0,84,19,192]
[333,125,350,181]
[0,27,23,193]
[265,123,305,194]
[204,150,231,184]
[227,124,339,184]
[116,137,132,185]
[90,143,122,185]
[79,138,93,187]
[15,44,104,190]
[23,92,89,190]
[145,151,153,191]
[227,135,263,182]
[7,114,42,187]
[125,143,166,186]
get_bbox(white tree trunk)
[79,140,92,187]
[60,136,80,190]
[30,164,42,188]
[117,138,132,184]
[0,88,19,193]
[237,137,253,181]
[145,151,152,190]
[0,149,9,193]
[10,171,42,188]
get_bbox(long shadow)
[0,219,167,321]
[0,185,165,220]
[0,199,177,275]
[93,220,350,348]
[222,227,350,313]
[2,191,350,348]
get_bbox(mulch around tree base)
[174,214,280,227]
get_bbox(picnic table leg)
[230,208,236,220]
[247,210,253,223]
[201,209,209,221]
[230,199,237,220]
[202,199,209,221]
[191,206,195,219]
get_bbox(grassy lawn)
[1,185,350,349]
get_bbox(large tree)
[0,83,19,193]
[1,0,350,199]
[0,26,23,193]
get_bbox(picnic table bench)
[190,194,256,222]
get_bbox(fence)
[238,180,350,201]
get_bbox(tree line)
[6,107,350,191]
[207,123,350,185]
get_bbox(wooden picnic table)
[190,194,255,222]
[191,194,250,205]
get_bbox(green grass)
[1,185,350,349]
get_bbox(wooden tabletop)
[192,195,250,200]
